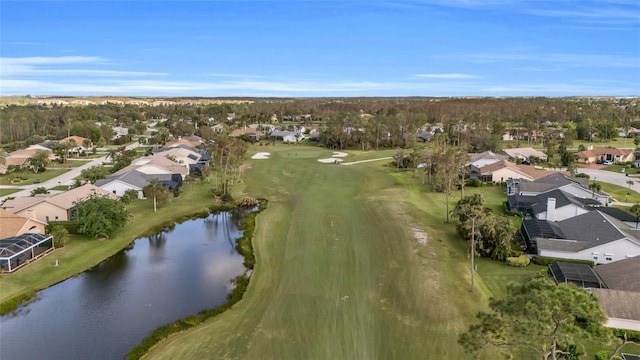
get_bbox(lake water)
[0,210,249,360]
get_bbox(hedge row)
[532,256,595,267]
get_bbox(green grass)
[50,159,92,168]
[0,188,20,196]
[142,145,502,360]
[597,182,640,203]
[0,169,69,186]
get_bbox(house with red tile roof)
[0,209,47,238]
[574,147,635,164]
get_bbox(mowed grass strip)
[144,146,497,359]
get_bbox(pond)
[0,209,250,360]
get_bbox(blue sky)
[1,0,639,97]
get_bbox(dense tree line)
[2,97,638,151]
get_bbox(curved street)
[0,143,141,202]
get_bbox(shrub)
[506,254,531,267]
[46,221,80,235]
[236,196,259,207]
[594,351,611,360]
[575,173,590,179]
[468,179,482,187]
[532,256,594,267]
[30,186,49,196]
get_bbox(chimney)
[546,198,556,222]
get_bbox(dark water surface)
[0,210,248,360]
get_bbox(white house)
[522,211,640,264]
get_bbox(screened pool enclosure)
[0,233,54,273]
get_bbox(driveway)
[0,155,108,202]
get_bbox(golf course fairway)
[143,146,495,359]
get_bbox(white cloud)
[0,56,165,77]
[466,53,640,68]
[415,73,480,79]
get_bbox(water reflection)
[0,210,249,360]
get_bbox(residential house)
[634,152,640,168]
[270,130,301,143]
[111,155,189,179]
[165,135,204,148]
[501,131,515,141]
[507,189,599,220]
[503,147,548,162]
[416,131,433,142]
[96,170,183,198]
[520,130,544,142]
[0,209,46,238]
[574,147,635,165]
[591,256,640,331]
[507,173,609,205]
[521,210,640,263]
[60,135,91,155]
[229,127,264,141]
[0,149,34,174]
[471,159,563,183]
[597,207,640,229]
[112,126,129,140]
[594,256,640,292]
[26,140,56,152]
[2,184,117,223]
[151,145,210,175]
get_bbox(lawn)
[597,182,640,204]
[144,145,504,360]
[50,159,92,168]
[0,169,69,186]
[0,188,20,197]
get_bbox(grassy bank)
[0,181,233,312]
[142,145,503,359]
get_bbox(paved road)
[576,167,640,194]
[0,142,142,202]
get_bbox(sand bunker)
[332,152,348,157]
[318,158,343,164]
[251,152,271,159]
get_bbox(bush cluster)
[46,221,80,234]
[532,256,595,267]
[506,254,531,267]
[235,196,259,207]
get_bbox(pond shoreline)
[126,201,266,359]
[0,199,252,316]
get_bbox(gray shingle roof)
[597,207,639,223]
[594,256,640,291]
[531,211,640,252]
[591,288,640,321]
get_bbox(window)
[593,256,598,260]
[605,257,612,261]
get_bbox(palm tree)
[143,178,166,213]
[28,150,51,173]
